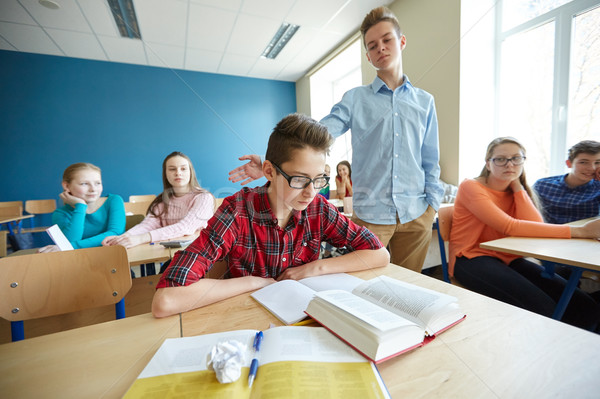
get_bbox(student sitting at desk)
[533,140,600,224]
[449,137,600,330]
[152,113,389,318]
[103,152,214,249]
[38,162,125,252]
[335,160,353,200]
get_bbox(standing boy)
[152,114,389,318]
[533,140,600,224]
[229,7,443,272]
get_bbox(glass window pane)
[498,21,555,181]
[502,0,573,30]
[567,6,600,147]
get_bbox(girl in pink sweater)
[103,152,214,248]
[450,137,600,330]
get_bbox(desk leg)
[11,321,24,341]
[552,267,583,320]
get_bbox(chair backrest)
[214,198,225,212]
[0,246,132,322]
[437,205,454,242]
[125,214,145,230]
[129,195,156,203]
[0,205,22,218]
[0,201,23,210]
[25,199,57,215]
[124,201,152,216]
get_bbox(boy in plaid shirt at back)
[152,113,389,318]
[533,140,600,224]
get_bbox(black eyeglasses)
[489,156,526,166]
[271,162,330,189]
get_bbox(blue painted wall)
[0,50,296,204]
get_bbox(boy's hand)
[228,155,263,185]
[276,262,320,281]
[595,167,600,181]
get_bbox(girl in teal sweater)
[38,163,125,252]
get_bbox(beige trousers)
[352,206,435,272]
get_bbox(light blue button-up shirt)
[320,75,443,224]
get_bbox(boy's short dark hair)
[568,140,600,162]
[360,6,402,48]
[265,113,333,166]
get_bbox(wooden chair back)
[214,198,225,212]
[25,199,56,215]
[126,214,145,230]
[0,205,22,218]
[129,195,156,203]
[437,205,454,242]
[0,246,131,323]
[0,201,23,210]
[206,260,228,279]
[124,201,151,216]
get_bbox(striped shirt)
[533,174,600,224]
[156,184,383,288]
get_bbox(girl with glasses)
[449,137,600,331]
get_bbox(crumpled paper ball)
[206,340,247,383]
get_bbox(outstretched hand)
[228,155,264,185]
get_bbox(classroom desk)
[2,266,600,398]
[480,222,600,319]
[0,214,35,226]
[126,243,171,266]
[182,264,600,398]
[0,313,181,398]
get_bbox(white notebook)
[46,224,74,251]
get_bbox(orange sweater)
[449,179,571,275]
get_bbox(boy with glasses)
[534,140,600,224]
[152,113,389,318]
[229,7,443,273]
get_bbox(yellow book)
[124,326,390,398]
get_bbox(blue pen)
[248,331,263,387]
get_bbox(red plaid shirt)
[156,184,383,288]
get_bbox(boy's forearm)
[152,276,273,318]
[320,247,389,274]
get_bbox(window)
[496,0,600,179]
[310,40,361,190]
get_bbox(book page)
[352,276,459,333]
[46,224,74,251]
[250,274,363,325]
[299,273,364,292]
[250,280,316,324]
[124,327,390,399]
[313,290,418,333]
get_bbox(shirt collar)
[370,74,412,93]
[251,182,304,228]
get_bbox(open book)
[305,275,466,363]
[123,326,390,398]
[250,273,365,324]
[46,224,74,251]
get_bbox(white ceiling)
[0,0,392,82]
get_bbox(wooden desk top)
[126,243,171,266]
[182,264,600,398]
[0,214,34,224]
[2,266,599,398]
[480,236,600,270]
[0,313,180,398]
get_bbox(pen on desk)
[248,331,263,387]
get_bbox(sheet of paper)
[46,224,74,251]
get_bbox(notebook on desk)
[46,224,74,251]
